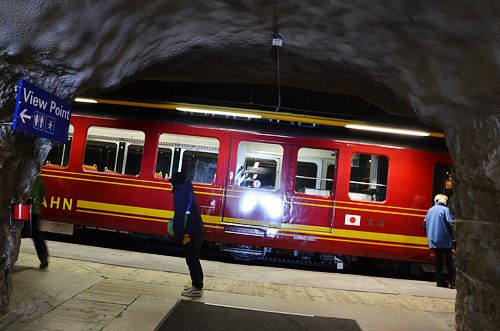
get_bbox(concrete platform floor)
[0,239,456,330]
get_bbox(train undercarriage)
[39,221,430,279]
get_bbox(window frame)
[179,148,219,184]
[348,152,389,202]
[157,132,220,184]
[83,126,145,176]
[294,147,337,197]
[155,146,174,180]
[234,141,284,191]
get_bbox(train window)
[125,145,144,175]
[181,151,218,183]
[295,148,336,196]
[84,126,145,175]
[349,153,388,202]
[45,124,74,167]
[235,141,283,190]
[83,141,117,172]
[155,148,173,179]
[158,133,219,183]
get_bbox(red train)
[39,105,452,270]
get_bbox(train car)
[39,104,452,271]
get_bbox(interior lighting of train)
[345,124,431,136]
[176,107,262,119]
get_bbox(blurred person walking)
[31,175,49,269]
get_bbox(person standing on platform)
[168,172,205,297]
[31,175,49,269]
[423,194,455,288]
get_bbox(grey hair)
[434,194,448,204]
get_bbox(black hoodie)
[172,180,205,244]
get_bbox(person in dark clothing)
[168,172,205,297]
[31,175,49,269]
[424,194,455,288]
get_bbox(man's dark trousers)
[184,234,204,289]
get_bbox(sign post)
[13,79,72,144]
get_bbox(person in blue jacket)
[168,172,205,297]
[424,194,455,288]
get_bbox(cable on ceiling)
[274,0,282,112]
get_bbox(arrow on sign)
[20,109,31,123]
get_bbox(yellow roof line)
[91,97,445,138]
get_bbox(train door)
[432,163,453,203]
[285,146,337,232]
[222,138,287,233]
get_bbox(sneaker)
[39,261,48,269]
[181,287,203,297]
[449,283,456,289]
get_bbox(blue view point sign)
[13,79,72,144]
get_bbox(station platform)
[1,240,456,330]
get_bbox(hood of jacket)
[175,180,194,195]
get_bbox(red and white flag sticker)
[345,214,361,226]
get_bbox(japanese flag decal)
[345,214,361,226]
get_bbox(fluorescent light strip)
[345,124,430,136]
[177,107,262,119]
[75,98,98,103]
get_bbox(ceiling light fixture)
[176,107,262,119]
[345,124,430,136]
[75,98,98,103]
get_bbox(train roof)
[73,103,449,155]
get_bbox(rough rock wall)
[446,120,500,330]
[0,119,50,319]
[1,1,500,329]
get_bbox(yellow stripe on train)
[43,170,426,216]
[76,199,428,246]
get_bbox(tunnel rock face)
[0,122,50,319]
[445,120,500,331]
[1,1,500,329]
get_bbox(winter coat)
[172,181,205,245]
[424,202,454,249]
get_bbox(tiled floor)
[0,240,456,330]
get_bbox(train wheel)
[224,244,264,262]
